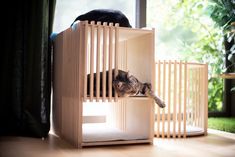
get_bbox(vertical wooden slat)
[120,102,122,130]
[173,60,177,138]
[200,67,203,128]
[194,68,197,126]
[183,62,187,138]
[73,23,78,147]
[78,22,84,147]
[192,68,196,126]
[108,23,114,101]
[102,22,107,101]
[178,61,182,138]
[89,21,95,101]
[195,68,198,127]
[189,68,192,126]
[190,68,194,126]
[204,64,208,135]
[96,21,101,101]
[53,28,64,136]
[197,68,200,127]
[114,23,119,102]
[61,30,67,141]
[124,101,126,131]
[167,60,171,138]
[162,61,166,138]
[117,102,120,129]
[156,60,161,138]
[195,67,198,126]
[192,69,196,126]
[83,21,88,101]
[199,67,202,128]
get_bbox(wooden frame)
[53,21,155,148]
[155,61,208,138]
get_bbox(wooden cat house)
[52,21,156,148]
[52,21,209,147]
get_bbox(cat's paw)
[154,98,166,108]
[158,101,166,108]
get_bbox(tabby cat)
[87,69,166,108]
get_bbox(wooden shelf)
[83,96,151,102]
[218,73,235,79]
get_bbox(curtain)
[0,0,56,137]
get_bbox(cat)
[70,9,132,28]
[87,69,166,108]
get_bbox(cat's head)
[112,70,139,97]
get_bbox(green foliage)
[207,0,235,31]
[167,0,224,112]
[207,0,235,92]
[208,78,223,111]
[208,117,235,133]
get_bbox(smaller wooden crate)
[155,61,208,138]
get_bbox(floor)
[0,129,235,157]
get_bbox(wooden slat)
[178,61,182,138]
[53,28,64,136]
[83,21,88,101]
[102,22,107,101]
[89,21,95,101]
[96,22,101,101]
[114,23,119,102]
[190,69,193,126]
[199,67,202,127]
[73,22,79,147]
[200,67,204,128]
[173,60,177,138]
[123,100,126,131]
[183,62,187,138]
[167,60,171,138]
[204,64,208,135]
[194,69,197,126]
[156,60,161,137]
[108,23,114,101]
[162,61,166,138]
[196,68,200,127]
[192,69,196,126]
[78,22,84,147]
[187,68,191,126]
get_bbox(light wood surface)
[1,129,235,157]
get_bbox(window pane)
[147,0,181,60]
[53,0,136,33]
